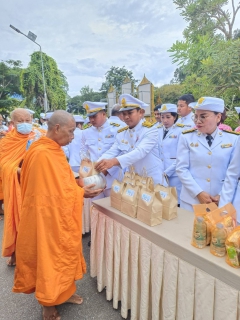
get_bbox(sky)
[0,0,239,97]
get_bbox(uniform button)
[131,146,134,148]
[130,134,133,137]
[98,138,101,141]
[207,165,211,168]
[98,148,101,150]
[208,151,212,155]
[207,178,210,182]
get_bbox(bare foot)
[65,293,83,305]
[42,306,61,320]
[7,252,16,266]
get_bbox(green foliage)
[0,60,23,116]
[67,86,105,114]
[100,66,138,95]
[154,84,183,104]
[21,52,68,110]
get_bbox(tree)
[0,60,23,116]
[21,52,68,110]
[100,66,138,95]
[67,86,105,114]
[154,84,183,104]
[173,0,240,41]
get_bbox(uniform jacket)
[219,135,240,221]
[81,119,123,189]
[176,111,195,129]
[98,119,164,185]
[158,124,183,177]
[176,128,239,205]
[63,128,83,167]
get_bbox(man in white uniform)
[40,113,48,130]
[81,101,123,197]
[95,94,164,185]
[176,97,239,211]
[176,94,195,129]
[63,115,85,172]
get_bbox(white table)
[90,197,240,320]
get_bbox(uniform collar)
[96,119,108,130]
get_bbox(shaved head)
[48,110,75,131]
[46,110,76,146]
[10,108,31,122]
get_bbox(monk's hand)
[95,158,119,172]
[210,194,220,205]
[83,184,103,198]
[197,191,212,204]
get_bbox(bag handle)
[162,173,170,187]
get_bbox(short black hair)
[170,112,179,123]
[154,104,161,112]
[178,94,195,104]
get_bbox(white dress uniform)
[176,111,195,129]
[98,94,164,185]
[219,135,240,222]
[176,128,239,211]
[81,116,122,195]
[158,103,183,203]
[108,115,126,127]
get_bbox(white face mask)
[16,123,32,134]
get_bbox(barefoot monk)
[13,110,103,320]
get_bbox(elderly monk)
[0,108,42,265]
[13,110,103,320]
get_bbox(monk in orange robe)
[0,108,43,265]
[13,110,103,320]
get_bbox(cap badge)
[162,105,167,111]
[121,98,127,108]
[198,97,205,105]
[85,104,89,111]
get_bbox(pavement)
[0,219,130,320]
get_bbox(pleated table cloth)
[90,198,240,320]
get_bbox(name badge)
[169,135,177,138]
[159,191,168,199]
[105,134,114,138]
[113,185,120,193]
[221,144,232,148]
[141,193,152,203]
[126,189,135,197]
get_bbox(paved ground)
[0,219,130,320]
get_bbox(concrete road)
[0,219,130,320]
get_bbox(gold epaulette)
[142,121,154,128]
[110,122,120,127]
[182,128,197,134]
[82,124,92,130]
[223,129,240,135]
[157,124,163,128]
[176,123,185,127]
[117,126,129,133]
[33,123,40,127]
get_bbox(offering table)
[90,197,240,320]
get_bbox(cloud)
[0,0,190,96]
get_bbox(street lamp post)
[10,24,48,112]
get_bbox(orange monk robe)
[13,136,86,306]
[0,129,38,257]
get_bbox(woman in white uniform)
[176,97,239,212]
[158,104,183,204]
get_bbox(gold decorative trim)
[108,84,114,93]
[139,74,151,86]
[123,76,131,84]
[88,108,103,113]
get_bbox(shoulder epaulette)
[176,123,185,128]
[110,122,120,127]
[33,123,40,128]
[157,124,163,128]
[223,129,240,135]
[182,128,197,134]
[82,124,92,130]
[117,126,129,133]
[142,121,154,128]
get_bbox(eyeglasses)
[191,115,211,123]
